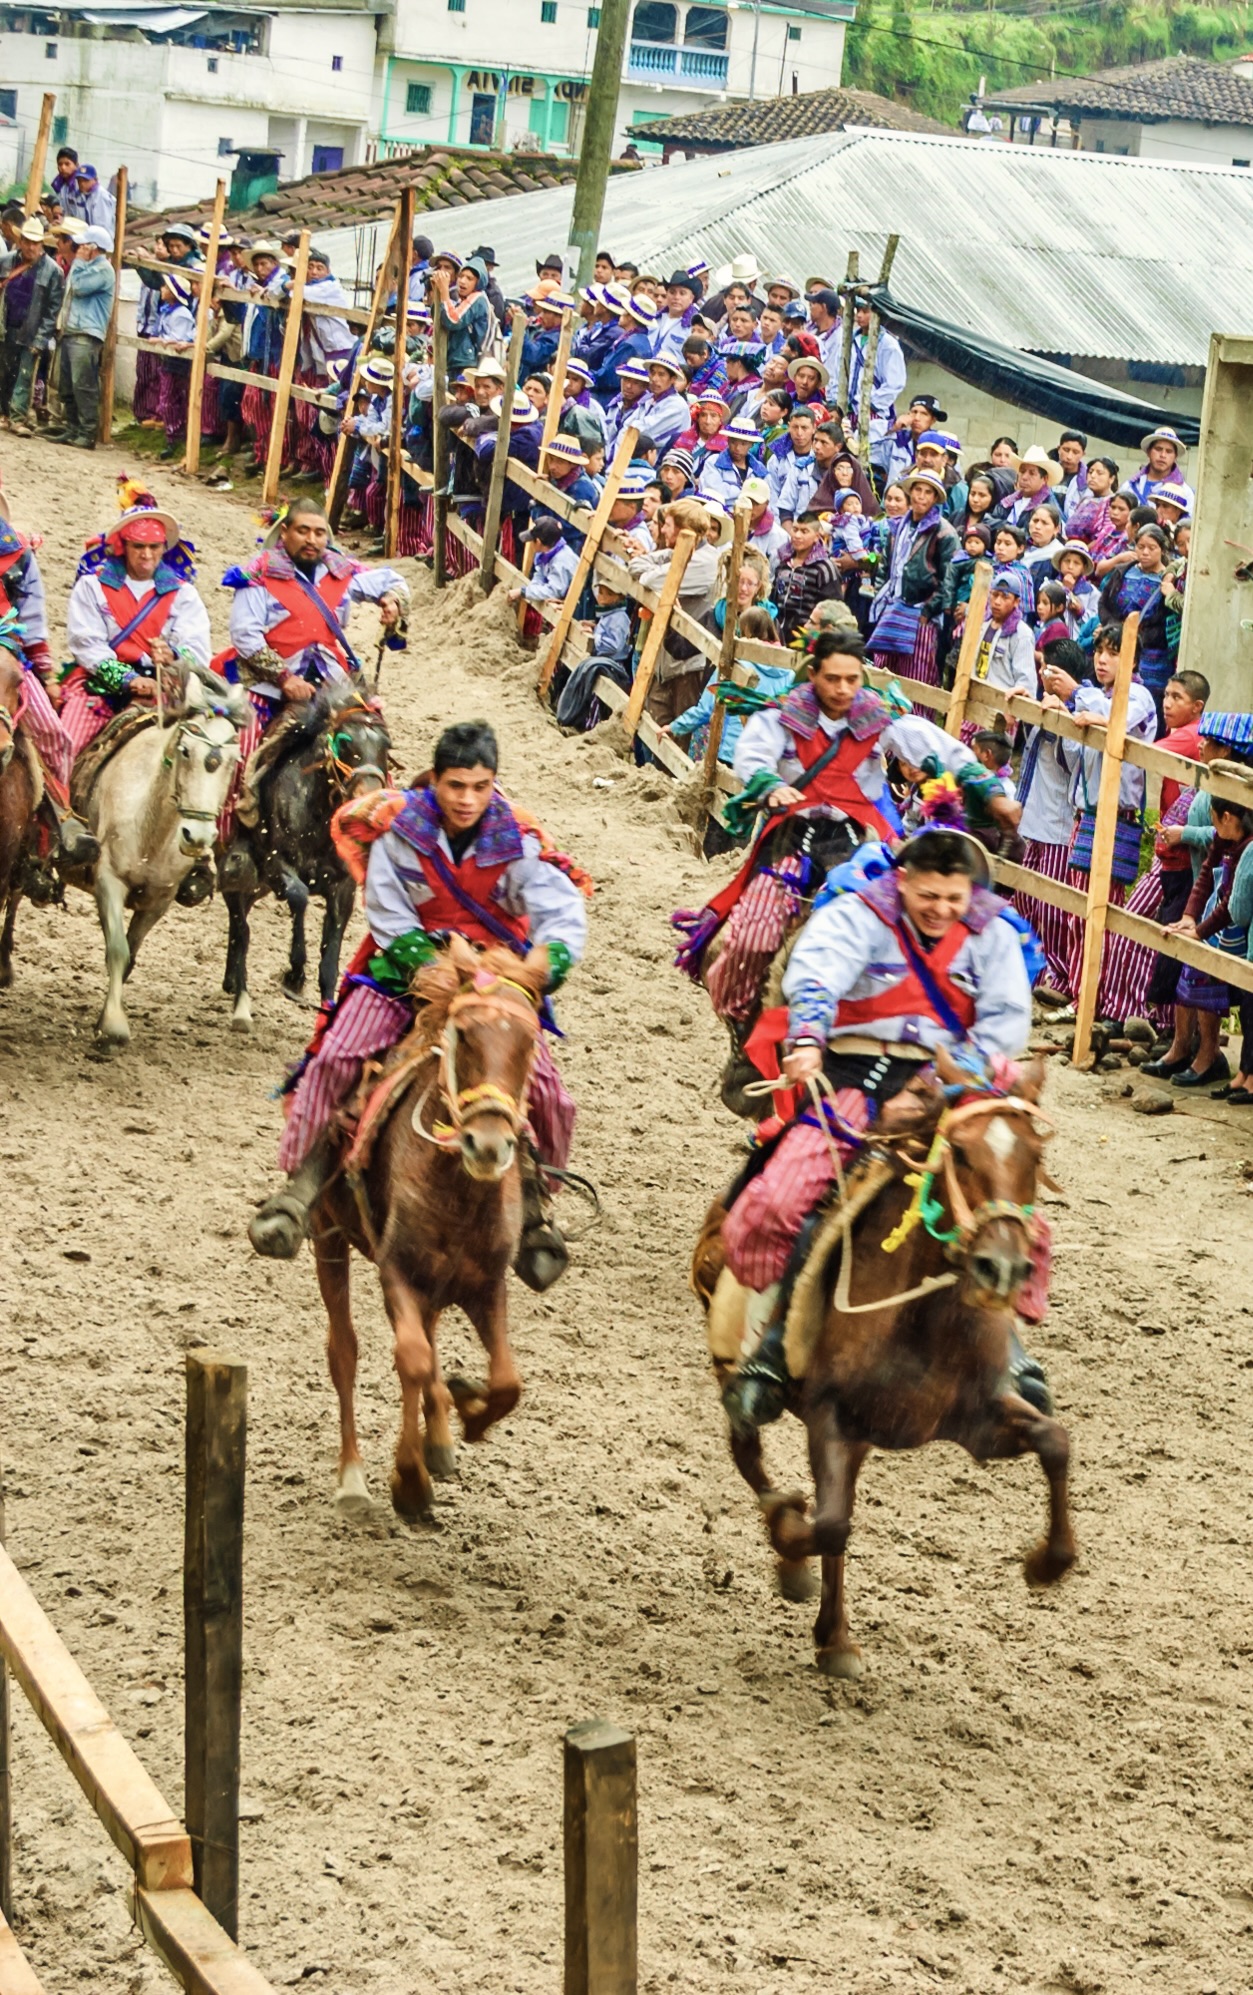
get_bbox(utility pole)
[749,0,762,101]
[568,0,631,289]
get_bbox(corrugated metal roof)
[420,128,1253,366]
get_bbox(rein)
[162,712,239,821]
[410,971,540,1152]
[304,701,388,800]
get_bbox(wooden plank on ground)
[0,1909,47,1995]
[97,165,127,445]
[184,178,226,478]
[184,1355,246,1942]
[564,1721,637,1995]
[134,1887,279,1995]
[0,1543,191,1892]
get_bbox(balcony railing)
[626,41,729,86]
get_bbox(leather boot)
[175,860,215,906]
[514,1147,569,1293]
[56,812,100,869]
[721,1208,823,1437]
[248,1140,333,1260]
[1006,1322,1052,1416]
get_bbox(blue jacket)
[521,323,561,377]
[63,255,115,339]
[591,327,652,404]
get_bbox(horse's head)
[927,1048,1053,1306]
[167,713,240,858]
[413,937,545,1183]
[319,688,392,804]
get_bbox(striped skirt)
[1065,867,1128,1021]
[1013,839,1076,993]
[132,350,163,424]
[1094,861,1166,1027]
[872,616,939,718]
[705,856,805,1024]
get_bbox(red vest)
[835,907,976,1034]
[789,722,895,842]
[259,569,353,665]
[415,849,529,950]
[99,581,176,664]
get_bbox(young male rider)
[720,819,1050,1435]
[249,720,587,1291]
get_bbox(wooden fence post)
[184,1353,246,1943]
[183,179,226,478]
[834,248,858,415]
[384,189,415,563]
[261,231,309,507]
[97,165,126,446]
[855,234,898,476]
[22,95,54,218]
[564,1721,637,1995]
[699,498,751,813]
[326,201,402,525]
[1072,611,1140,1070]
[0,1470,10,1925]
[537,421,639,697]
[431,304,449,588]
[479,312,526,593]
[516,307,575,629]
[623,528,697,737]
[944,557,992,737]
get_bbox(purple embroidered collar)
[389,785,524,868]
[778,681,896,744]
[252,543,358,585]
[858,867,1002,935]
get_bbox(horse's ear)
[1015,1051,1047,1104]
[447,934,478,974]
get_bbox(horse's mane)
[280,681,384,756]
[409,939,545,1053]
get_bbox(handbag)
[1216,924,1249,959]
[1069,809,1142,884]
[870,598,922,655]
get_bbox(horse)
[309,937,546,1523]
[222,683,391,1032]
[693,1049,1075,1677]
[0,652,39,989]
[85,669,250,1046]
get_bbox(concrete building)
[375,0,855,159]
[984,52,1253,170]
[0,0,377,210]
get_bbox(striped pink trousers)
[60,668,115,758]
[279,981,576,1177]
[1013,839,1077,993]
[705,856,804,1024]
[1096,861,1164,1026]
[1066,867,1128,1020]
[217,690,271,842]
[18,672,71,795]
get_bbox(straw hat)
[1017,445,1062,487]
[622,293,660,325]
[900,468,948,500]
[541,434,588,467]
[243,239,282,269]
[491,390,538,426]
[787,355,829,390]
[1140,425,1185,458]
[1056,538,1095,574]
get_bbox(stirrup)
[722,1322,791,1439]
[57,815,99,868]
[248,1190,311,1260]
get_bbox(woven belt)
[828,1035,931,1062]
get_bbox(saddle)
[335,1022,432,1182]
[69,708,159,816]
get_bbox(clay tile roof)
[638,85,954,148]
[988,51,1253,126]
[125,143,620,253]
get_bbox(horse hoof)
[423,1440,459,1481]
[1024,1539,1076,1588]
[389,1468,435,1525]
[334,1465,373,1519]
[777,1558,817,1603]
[96,1024,130,1050]
[816,1643,863,1681]
[231,998,253,1035]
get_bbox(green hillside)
[843,0,1253,121]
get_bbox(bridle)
[162,712,239,823]
[882,1092,1053,1262]
[317,700,389,800]
[411,968,540,1151]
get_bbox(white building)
[0,0,376,210]
[984,52,1253,171]
[375,0,855,159]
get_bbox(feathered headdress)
[916,770,968,829]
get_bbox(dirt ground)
[2,431,1253,1995]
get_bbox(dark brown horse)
[694,1053,1075,1676]
[310,936,546,1522]
[0,652,39,988]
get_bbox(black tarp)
[865,285,1201,449]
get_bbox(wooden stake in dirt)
[23,95,54,218]
[326,200,403,527]
[97,166,127,446]
[384,189,415,563]
[834,247,859,413]
[431,303,449,589]
[623,528,697,737]
[516,307,575,631]
[944,557,992,738]
[479,312,526,593]
[699,498,751,812]
[183,179,226,478]
[855,234,899,476]
[1072,610,1140,1071]
[184,1353,247,1943]
[537,421,639,697]
[261,230,309,507]
[563,1721,637,1995]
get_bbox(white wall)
[1137,115,1253,169]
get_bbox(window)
[331,53,343,70]
[207,55,218,70]
[541,1,556,18]
[1235,156,1251,167]
[51,112,67,143]
[684,4,727,46]
[787,21,800,37]
[587,4,600,19]
[448,0,465,11]
[44,40,57,57]
[217,136,234,155]
[406,81,432,114]
[0,89,16,120]
[633,0,676,42]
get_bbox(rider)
[248,719,588,1289]
[720,814,1050,1436]
[219,496,407,880]
[675,628,1022,1030]
[0,516,88,865]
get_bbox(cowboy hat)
[1140,425,1185,457]
[51,217,87,241]
[1017,445,1062,486]
[541,434,588,466]
[491,390,538,426]
[472,356,507,383]
[727,253,761,287]
[900,468,948,499]
[1056,539,1095,573]
[787,355,829,390]
[242,239,282,269]
[763,274,801,297]
[17,218,43,242]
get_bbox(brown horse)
[694,1052,1075,1676]
[310,936,546,1523]
[0,652,39,988]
